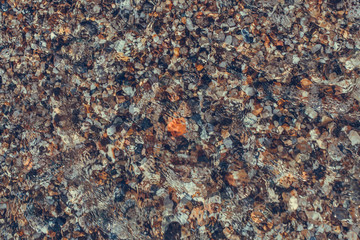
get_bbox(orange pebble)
[167,117,187,137]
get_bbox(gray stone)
[227,18,236,27]
[186,18,194,31]
[225,35,232,45]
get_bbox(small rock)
[123,86,135,97]
[227,18,236,27]
[346,231,358,240]
[225,35,232,45]
[345,58,360,71]
[300,78,312,88]
[223,138,233,149]
[289,196,298,211]
[215,30,226,42]
[153,35,160,43]
[241,29,253,43]
[348,130,360,145]
[107,125,117,136]
[243,86,255,96]
[333,207,349,220]
[114,40,126,52]
[305,107,318,119]
[140,118,153,130]
[219,61,227,68]
[80,20,98,36]
[244,113,257,127]
[293,55,300,64]
[186,18,194,31]
[311,44,322,53]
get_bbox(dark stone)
[277,116,286,126]
[176,137,189,151]
[60,193,68,205]
[327,233,340,240]
[158,58,168,70]
[109,232,118,239]
[197,150,210,163]
[318,91,325,98]
[153,21,162,34]
[150,185,158,195]
[118,100,131,112]
[71,109,80,125]
[201,98,212,112]
[220,186,235,200]
[158,115,166,124]
[7,82,16,91]
[210,221,226,239]
[191,113,202,124]
[140,118,153,130]
[274,185,294,194]
[333,63,343,75]
[197,154,209,163]
[164,222,181,240]
[90,88,97,95]
[90,125,102,133]
[227,64,243,78]
[241,29,253,43]
[328,0,342,6]
[0,1,10,12]
[266,202,286,214]
[348,121,360,129]
[9,222,18,231]
[199,74,212,89]
[114,183,128,203]
[110,169,117,176]
[290,76,301,86]
[135,144,143,155]
[220,118,232,126]
[115,72,126,85]
[349,24,360,34]
[332,125,342,137]
[26,169,38,180]
[189,54,198,63]
[80,20,98,36]
[49,218,61,232]
[1,105,10,115]
[53,87,61,96]
[74,62,88,74]
[333,207,349,220]
[163,144,172,152]
[314,165,326,180]
[116,90,124,96]
[100,137,110,146]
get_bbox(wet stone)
[140,118,153,130]
[2,0,360,239]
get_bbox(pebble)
[292,54,300,64]
[311,44,322,53]
[107,125,117,136]
[348,130,360,145]
[305,107,318,119]
[186,18,194,31]
[243,86,255,96]
[225,35,232,45]
[243,113,257,127]
[227,18,236,27]
[289,196,298,211]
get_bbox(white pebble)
[107,125,117,136]
[348,130,360,145]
